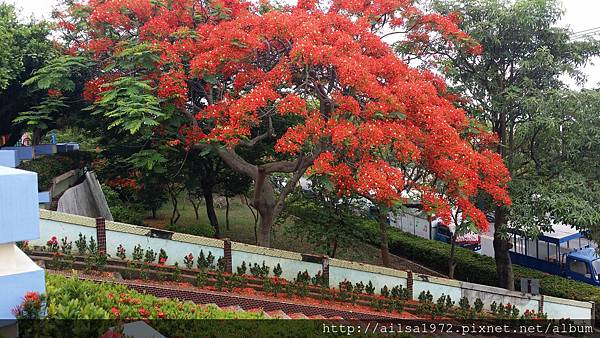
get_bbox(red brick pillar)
[223,238,232,274]
[407,270,414,300]
[96,217,106,255]
[322,255,330,287]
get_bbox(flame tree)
[25,0,510,248]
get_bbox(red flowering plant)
[521,309,548,321]
[46,236,59,252]
[12,292,47,319]
[183,253,194,269]
[158,249,168,265]
[29,0,508,249]
[16,240,30,252]
[116,244,126,260]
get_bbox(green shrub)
[102,185,146,225]
[18,151,94,190]
[166,222,215,238]
[109,203,145,225]
[44,274,262,319]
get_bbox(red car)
[435,222,481,251]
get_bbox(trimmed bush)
[166,222,215,238]
[18,151,94,190]
[102,185,145,225]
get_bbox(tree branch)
[261,159,301,174]
[239,116,274,147]
[193,145,257,179]
[273,154,314,218]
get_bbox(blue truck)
[509,224,600,286]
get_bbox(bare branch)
[239,116,274,147]
[193,144,258,179]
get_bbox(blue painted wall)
[0,151,19,168]
[0,268,45,319]
[0,167,40,244]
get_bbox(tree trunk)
[192,202,200,220]
[225,196,230,230]
[331,237,338,258]
[188,194,200,220]
[213,147,313,247]
[253,223,258,245]
[203,191,220,238]
[32,128,43,146]
[256,207,275,247]
[494,206,514,290]
[252,169,278,247]
[169,190,180,225]
[448,233,457,279]
[492,109,514,289]
[199,160,220,238]
[243,194,259,244]
[151,208,157,219]
[377,212,391,268]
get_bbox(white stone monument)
[0,166,45,323]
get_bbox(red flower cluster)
[47,236,59,252]
[23,291,40,303]
[83,74,119,103]
[47,89,62,97]
[110,307,120,318]
[107,177,138,190]
[12,291,45,319]
[138,307,151,317]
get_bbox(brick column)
[95,217,106,255]
[322,255,330,287]
[591,301,595,328]
[406,270,414,300]
[223,238,232,274]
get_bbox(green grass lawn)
[148,194,430,272]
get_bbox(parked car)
[434,222,481,251]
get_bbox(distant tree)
[0,3,55,145]
[138,173,168,219]
[183,152,224,237]
[219,166,253,231]
[427,0,600,289]
[508,90,600,238]
[279,175,366,258]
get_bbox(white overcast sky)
[6,0,600,88]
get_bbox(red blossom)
[138,308,151,317]
[47,89,62,97]
[24,292,39,303]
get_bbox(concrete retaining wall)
[33,210,595,320]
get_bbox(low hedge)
[166,222,216,238]
[358,221,600,319]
